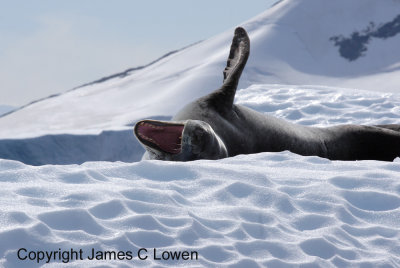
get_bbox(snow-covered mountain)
[1,0,400,165]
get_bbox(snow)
[1,0,400,266]
[1,84,400,267]
[1,151,400,267]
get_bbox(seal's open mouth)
[134,120,184,154]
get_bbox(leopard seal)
[134,27,400,161]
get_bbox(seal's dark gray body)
[174,102,400,161]
[135,27,400,162]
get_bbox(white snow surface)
[1,0,400,138]
[1,151,400,267]
[1,84,400,267]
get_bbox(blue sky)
[1,0,277,106]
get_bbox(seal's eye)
[135,121,184,154]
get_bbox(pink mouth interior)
[136,121,184,154]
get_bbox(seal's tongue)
[135,121,184,154]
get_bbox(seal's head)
[134,119,228,161]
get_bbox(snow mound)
[0,152,399,267]
[1,85,400,165]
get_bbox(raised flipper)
[207,27,250,111]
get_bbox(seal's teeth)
[144,123,163,130]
